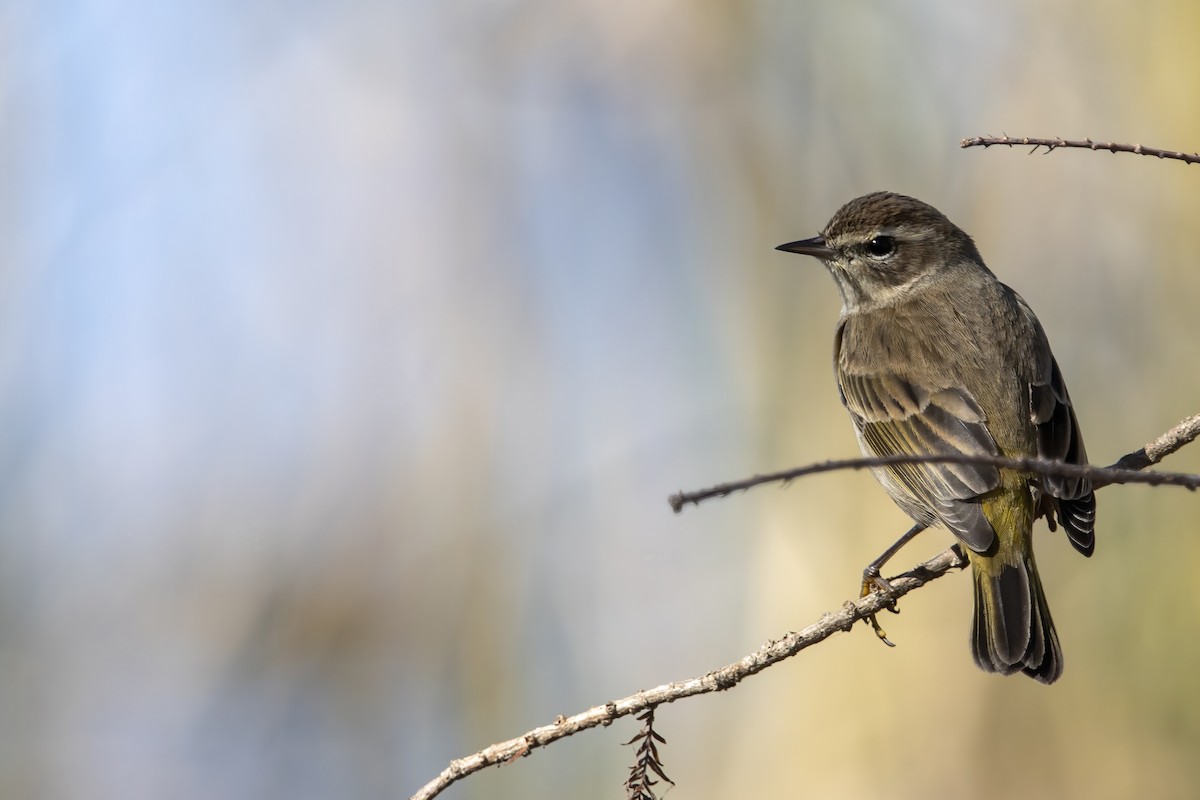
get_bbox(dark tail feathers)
[971,558,1063,684]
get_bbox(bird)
[776,191,1095,683]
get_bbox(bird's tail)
[969,549,1063,684]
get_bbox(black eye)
[864,235,895,258]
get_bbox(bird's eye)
[864,235,896,258]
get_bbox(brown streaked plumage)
[778,191,1095,683]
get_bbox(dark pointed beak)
[776,235,834,260]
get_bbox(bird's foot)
[861,566,899,647]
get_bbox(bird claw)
[864,613,897,647]
[861,567,900,647]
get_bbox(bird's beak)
[776,235,834,260]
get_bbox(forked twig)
[410,414,1200,800]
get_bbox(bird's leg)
[862,523,928,594]
[861,523,928,646]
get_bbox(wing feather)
[1029,359,1096,556]
[1017,294,1096,557]
[841,371,1000,553]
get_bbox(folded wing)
[839,371,1001,553]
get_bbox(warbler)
[777,192,1095,683]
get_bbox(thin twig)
[1114,415,1200,470]
[669,414,1200,512]
[960,135,1200,165]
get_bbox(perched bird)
[777,192,1095,683]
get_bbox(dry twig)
[409,549,964,800]
[669,414,1200,512]
[960,135,1200,165]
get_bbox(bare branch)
[408,548,966,800]
[960,135,1200,165]
[410,415,1200,800]
[1113,414,1200,470]
[669,414,1200,512]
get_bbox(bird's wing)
[1028,351,1096,556]
[839,371,1001,553]
[1012,290,1096,556]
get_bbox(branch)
[409,548,966,800]
[410,414,1200,800]
[960,135,1200,165]
[669,414,1200,512]
[1113,415,1200,470]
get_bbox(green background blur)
[5,2,1200,798]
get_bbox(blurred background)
[5,1,1200,798]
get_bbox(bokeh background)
[5,1,1200,798]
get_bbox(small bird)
[777,192,1095,683]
